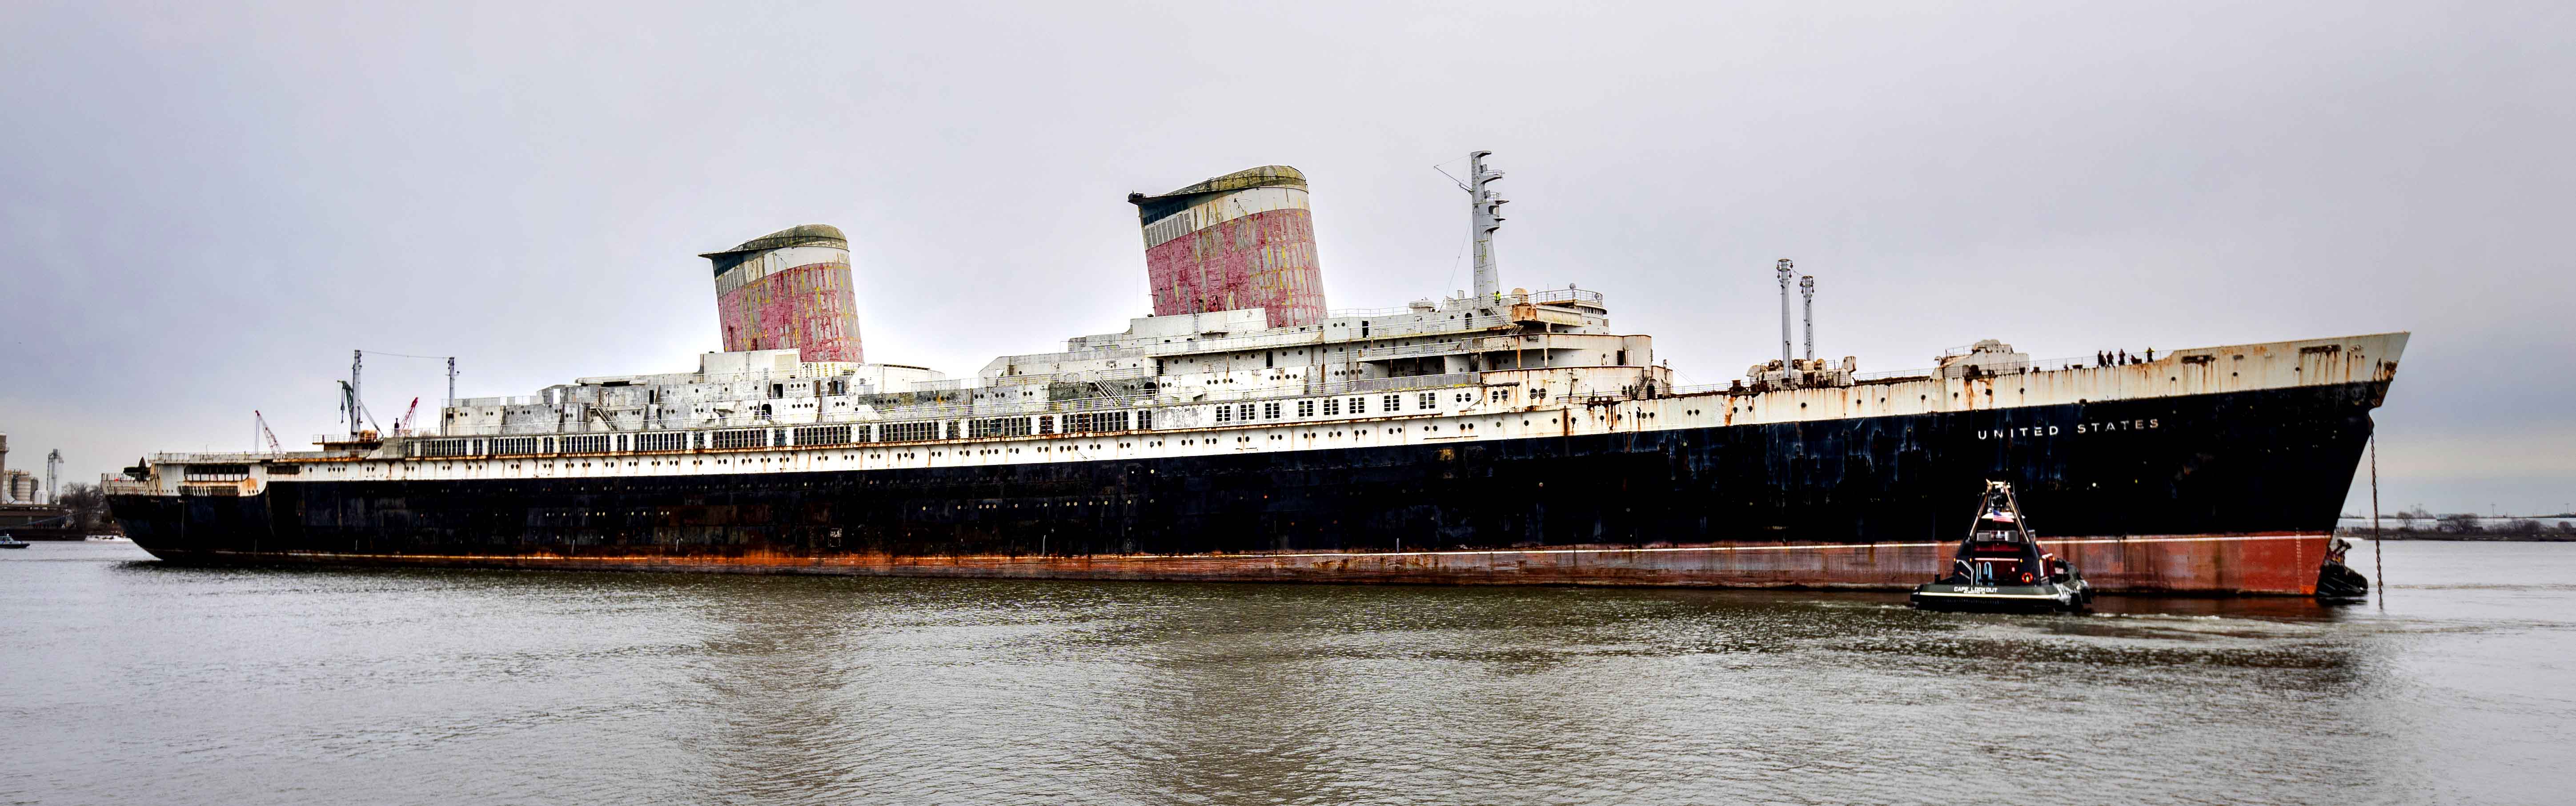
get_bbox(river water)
[4,540,2569,805]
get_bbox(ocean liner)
[105,153,2407,594]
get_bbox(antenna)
[1775,259,1795,365]
[1466,151,1507,308]
[1799,274,1816,362]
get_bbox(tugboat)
[1909,481,2092,613]
[2313,538,2371,601]
[0,534,28,549]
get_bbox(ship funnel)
[1800,274,1816,362]
[700,224,863,363]
[1775,259,1795,365]
[1129,165,1325,328]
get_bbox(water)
[4,542,2570,806]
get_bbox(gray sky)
[3,1,2568,515]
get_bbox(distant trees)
[2395,506,2435,530]
[53,482,108,529]
[2342,508,2575,540]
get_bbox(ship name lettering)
[1978,418,2160,440]
[2070,418,2162,435]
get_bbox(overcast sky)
[3,1,2568,514]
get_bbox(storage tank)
[1128,165,1326,328]
[700,224,863,363]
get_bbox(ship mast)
[1467,150,1507,310]
[1775,259,1795,365]
[1800,274,1816,362]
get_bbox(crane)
[254,411,284,454]
[396,397,421,435]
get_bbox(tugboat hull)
[1909,582,2088,613]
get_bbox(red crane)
[254,411,284,454]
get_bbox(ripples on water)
[3,541,2570,806]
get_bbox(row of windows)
[1216,390,1481,424]
[794,425,854,446]
[881,421,941,442]
[180,463,251,481]
[405,390,1525,460]
[967,417,1032,439]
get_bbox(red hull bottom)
[138,533,2332,596]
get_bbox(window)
[407,439,477,458]
[711,429,764,450]
[967,418,1031,438]
[1323,398,1341,416]
[1349,396,1366,414]
[1238,403,1256,422]
[883,421,939,442]
[1297,400,1315,417]
[1264,402,1282,420]
[1383,395,1400,411]
[1064,411,1133,433]
[181,463,251,481]
[1216,405,1233,423]
[794,425,853,446]
[1491,389,1510,402]
[1418,392,1436,410]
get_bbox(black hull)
[109,381,2384,593]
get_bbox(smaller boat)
[2313,538,2371,601]
[1910,481,2092,613]
[0,534,28,549]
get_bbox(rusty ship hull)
[110,373,2389,595]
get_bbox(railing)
[1325,305,1419,318]
[1853,367,1938,382]
[1376,313,1513,339]
[1336,372,1480,395]
[1144,329,1326,357]
[1850,355,2103,383]
[152,450,338,464]
[1524,287,1604,306]
[1358,339,1470,360]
